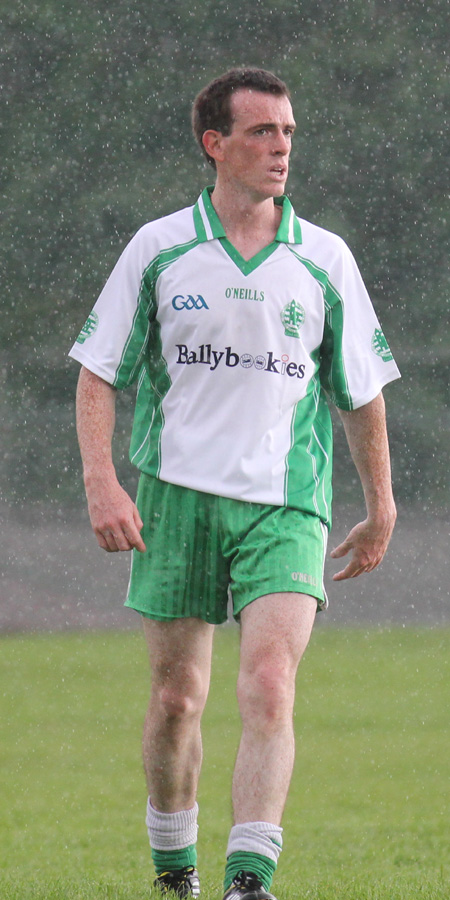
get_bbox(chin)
[270,183,287,197]
[252,182,286,202]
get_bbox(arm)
[330,391,396,580]
[76,366,146,553]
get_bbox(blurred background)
[1,0,449,632]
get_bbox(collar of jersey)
[193,186,303,276]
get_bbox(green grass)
[0,626,449,899]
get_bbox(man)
[70,68,400,900]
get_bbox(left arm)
[331,391,397,580]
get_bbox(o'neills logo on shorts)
[175,344,305,378]
[292,571,318,586]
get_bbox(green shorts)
[125,475,328,624]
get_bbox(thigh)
[143,616,215,698]
[223,503,329,620]
[126,475,230,624]
[239,592,317,678]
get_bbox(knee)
[157,686,197,721]
[237,658,295,728]
[153,664,208,723]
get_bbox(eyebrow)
[247,121,297,131]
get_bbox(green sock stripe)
[152,844,197,874]
[224,850,277,891]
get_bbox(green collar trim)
[274,194,303,244]
[193,187,227,241]
[193,187,302,245]
[192,187,302,275]
[219,238,278,275]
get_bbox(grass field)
[0,625,448,899]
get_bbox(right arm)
[330,392,396,580]
[76,366,146,553]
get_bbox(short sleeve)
[318,237,400,410]
[68,224,158,388]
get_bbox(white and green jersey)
[70,187,400,528]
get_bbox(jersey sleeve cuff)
[68,346,119,387]
[333,368,401,411]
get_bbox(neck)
[210,180,282,241]
[209,181,283,261]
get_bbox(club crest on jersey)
[76,312,99,344]
[172,294,209,311]
[281,299,305,338]
[371,328,393,362]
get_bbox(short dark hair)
[192,67,290,169]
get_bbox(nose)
[272,128,290,155]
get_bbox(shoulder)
[130,203,197,254]
[107,203,198,283]
[291,215,365,293]
[295,215,353,262]
[288,214,371,305]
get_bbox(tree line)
[2,0,448,509]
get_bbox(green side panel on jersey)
[129,364,156,467]
[126,237,200,472]
[284,368,333,529]
[151,237,199,280]
[287,247,353,410]
[112,277,155,389]
[320,304,352,410]
[114,237,200,390]
[130,319,171,476]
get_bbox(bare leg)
[142,616,215,812]
[233,593,316,824]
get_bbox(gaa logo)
[172,294,209,311]
[371,328,393,362]
[281,299,305,338]
[76,311,99,344]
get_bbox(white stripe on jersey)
[197,192,215,241]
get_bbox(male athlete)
[70,68,400,899]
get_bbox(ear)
[202,130,226,164]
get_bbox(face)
[209,89,296,200]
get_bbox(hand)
[330,512,396,581]
[86,477,146,553]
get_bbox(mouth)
[269,165,287,178]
